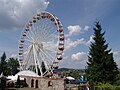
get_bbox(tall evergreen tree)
[0,52,8,75]
[87,22,118,84]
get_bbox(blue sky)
[0,0,120,69]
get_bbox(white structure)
[15,70,39,77]
[18,11,64,76]
[66,76,75,80]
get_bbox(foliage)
[87,22,119,84]
[15,75,21,88]
[114,71,120,85]
[0,52,9,76]
[41,61,46,73]
[93,83,120,90]
[0,52,20,76]
[97,82,112,86]
[7,58,20,75]
[69,71,80,79]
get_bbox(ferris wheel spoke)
[24,50,32,69]
[23,45,33,69]
[27,30,35,42]
[40,48,54,63]
[25,31,34,42]
[44,48,56,55]
[44,24,56,36]
[42,49,56,62]
[29,27,37,41]
[33,23,40,40]
[33,45,41,75]
[24,38,33,43]
[39,52,51,72]
[43,20,54,33]
[42,32,57,43]
[38,51,52,69]
[34,46,49,74]
[46,33,57,41]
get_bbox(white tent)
[7,70,39,81]
[66,76,75,80]
[15,70,39,77]
[7,75,24,81]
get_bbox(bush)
[92,83,120,90]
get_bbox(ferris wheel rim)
[18,11,64,76]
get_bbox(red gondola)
[33,17,36,23]
[58,22,60,25]
[37,14,41,16]
[59,47,64,51]
[37,17,40,20]
[19,53,22,55]
[46,15,51,18]
[57,29,63,33]
[25,28,29,31]
[57,57,62,60]
[29,21,32,23]
[60,34,64,36]
[23,34,26,36]
[20,40,24,43]
[29,23,32,27]
[59,25,62,28]
[51,18,55,22]
[19,46,23,48]
[60,37,64,41]
[19,59,23,61]
[55,23,57,25]
[41,16,44,18]
[53,66,59,69]
[59,43,64,46]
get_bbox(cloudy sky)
[0,0,120,69]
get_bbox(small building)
[16,70,65,90]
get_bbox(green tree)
[7,58,19,75]
[38,61,46,76]
[87,22,118,84]
[41,61,46,73]
[0,52,9,76]
[69,71,80,79]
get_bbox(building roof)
[7,70,39,81]
[15,70,39,77]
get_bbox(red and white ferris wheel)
[18,11,64,76]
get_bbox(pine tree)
[0,52,8,75]
[87,22,118,84]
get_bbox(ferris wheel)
[18,11,64,76]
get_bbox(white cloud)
[67,25,82,36]
[113,51,120,55]
[83,26,90,31]
[86,35,94,46]
[67,25,90,37]
[0,0,49,30]
[59,52,87,69]
[71,52,87,61]
[65,38,85,50]
[10,53,18,58]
